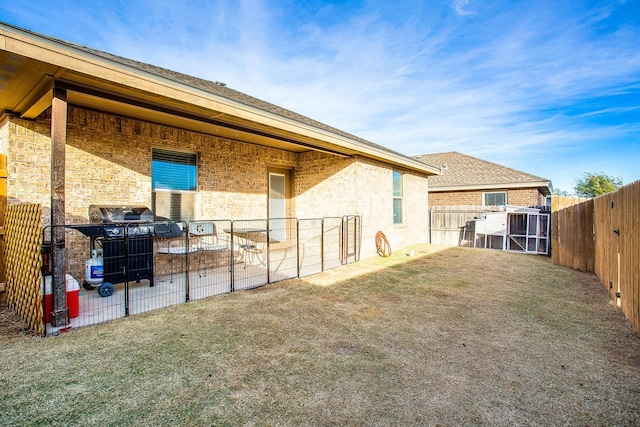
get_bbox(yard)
[1,245,639,426]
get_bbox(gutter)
[429,181,552,195]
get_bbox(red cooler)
[42,274,80,323]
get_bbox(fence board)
[551,196,559,264]
[585,199,595,272]
[429,207,489,247]
[552,181,640,332]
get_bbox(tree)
[574,172,622,198]
[551,187,572,196]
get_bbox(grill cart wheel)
[82,280,97,291]
[98,282,115,298]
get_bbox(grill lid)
[89,205,154,224]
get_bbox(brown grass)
[0,301,33,343]
[1,245,639,426]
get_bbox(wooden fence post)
[0,154,6,301]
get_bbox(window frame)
[151,148,198,222]
[483,191,507,207]
[393,170,403,225]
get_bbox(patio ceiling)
[0,23,440,175]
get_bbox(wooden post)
[0,154,6,301]
[51,87,68,327]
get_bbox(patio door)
[268,168,293,241]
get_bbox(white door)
[268,169,292,241]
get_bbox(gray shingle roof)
[414,151,550,189]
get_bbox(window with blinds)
[393,170,403,224]
[152,149,197,221]
[483,191,507,206]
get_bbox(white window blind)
[152,149,197,191]
[484,191,507,206]
[152,149,197,221]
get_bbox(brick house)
[0,22,441,262]
[414,152,551,208]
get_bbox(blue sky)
[1,0,639,193]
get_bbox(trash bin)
[42,274,80,323]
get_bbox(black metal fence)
[41,216,361,335]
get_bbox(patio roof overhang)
[0,23,440,176]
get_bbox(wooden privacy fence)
[429,206,499,246]
[551,196,594,270]
[551,181,640,331]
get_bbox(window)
[393,171,403,224]
[483,191,506,206]
[152,149,197,221]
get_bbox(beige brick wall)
[295,151,359,216]
[4,116,51,209]
[429,188,543,207]
[507,188,543,206]
[2,107,431,259]
[3,108,299,223]
[0,115,9,155]
[295,153,430,257]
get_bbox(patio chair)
[190,222,232,275]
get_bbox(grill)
[72,205,159,297]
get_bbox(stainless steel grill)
[73,205,158,297]
[89,205,155,238]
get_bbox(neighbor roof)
[0,21,440,175]
[414,151,551,195]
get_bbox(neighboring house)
[414,152,551,207]
[0,22,441,262]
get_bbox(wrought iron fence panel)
[230,219,269,291]
[342,215,361,264]
[187,219,233,300]
[297,218,323,277]
[322,217,344,270]
[137,220,188,315]
[267,217,298,283]
[38,215,360,334]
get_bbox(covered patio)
[39,215,360,335]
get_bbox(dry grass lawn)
[1,245,639,426]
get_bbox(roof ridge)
[414,151,550,186]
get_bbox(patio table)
[224,228,275,266]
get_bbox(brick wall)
[429,187,543,207]
[296,153,430,257]
[507,188,543,206]
[1,107,431,259]
[4,116,51,209]
[0,115,9,155]
[4,108,301,222]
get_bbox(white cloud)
[452,0,477,16]
[2,0,638,189]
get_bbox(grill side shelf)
[68,224,105,237]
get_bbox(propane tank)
[85,249,104,285]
